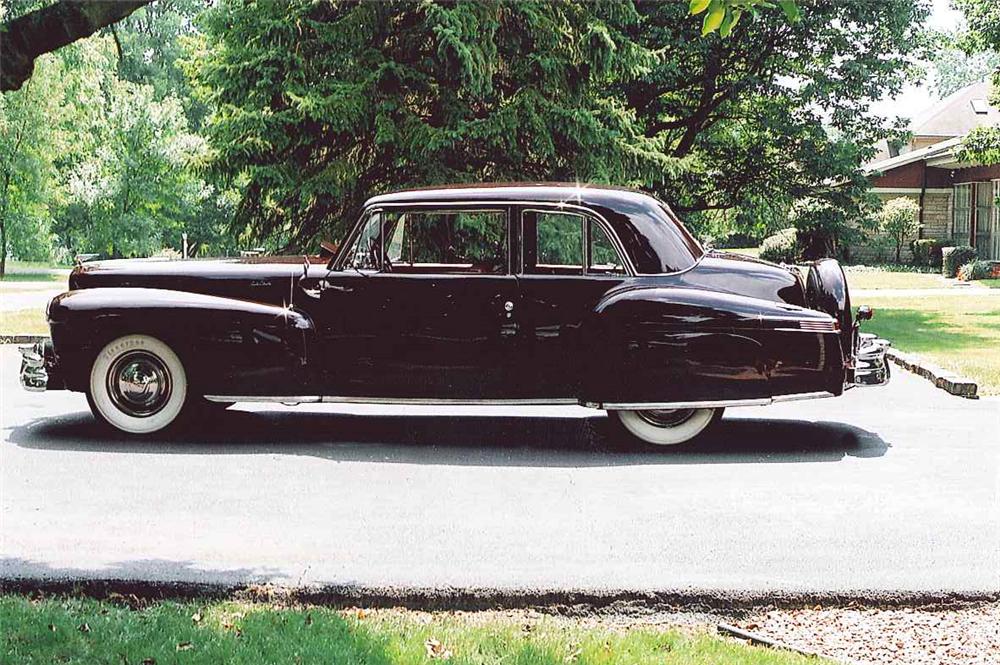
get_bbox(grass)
[0,308,48,335]
[863,294,1000,395]
[843,266,948,291]
[720,247,761,258]
[0,271,64,282]
[982,279,1000,289]
[0,595,824,665]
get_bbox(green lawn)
[720,247,761,258]
[1,596,822,665]
[863,294,1000,395]
[0,308,48,335]
[843,267,948,291]
[0,271,64,282]
[982,279,1000,289]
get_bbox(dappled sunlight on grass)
[864,296,1000,395]
[1,596,826,665]
[0,309,48,335]
[844,268,948,291]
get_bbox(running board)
[203,392,835,409]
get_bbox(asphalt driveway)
[1,346,998,599]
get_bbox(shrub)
[760,228,799,263]
[958,260,1000,281]
[876,197,920,263]
[942,245,978,277]
[911,238,955,267]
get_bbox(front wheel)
[609,407,723,447]
[87,334,189,435]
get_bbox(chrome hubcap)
[106,351,171,417]
[635,408,696,428]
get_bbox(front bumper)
[851,331,891,387]
[19,340,53,392]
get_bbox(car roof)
[365,182,660,208]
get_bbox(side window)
[383,210,507,274]
[588,222,626,275]
[526,212,584,274]
[346,212,382,270]
[523,210,626,276]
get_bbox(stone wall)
[847,191,952,265]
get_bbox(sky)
[868,0,967,124]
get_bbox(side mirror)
[856,305,874,321]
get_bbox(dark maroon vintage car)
[20,183,889,445]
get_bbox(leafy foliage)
[911,238,955,268]
[191,0,929,252]
[952,0,1000,165]
[876,197,920,264]
[759,227,797,264]
[942,245,978,277]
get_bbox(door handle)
[327,284,354,293]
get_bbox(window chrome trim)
[347,200,638,277]
[334,205,511,275]
[519,206,635,277]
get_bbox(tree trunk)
[1,0,152,92]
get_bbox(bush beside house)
[759,228,798,263]
[911,238,955,267]
[943,245,978,277]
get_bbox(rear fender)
[580,287,768,404]
[47,287,315,394]
[580,286,843,404]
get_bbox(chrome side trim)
[595,391,835,411]
[204,395,321,403]
[205,392,837,409]
[203,395,579,406]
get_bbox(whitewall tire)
[611,407,721,447]
[88,335,188,435]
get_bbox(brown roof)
[910,80,1000,138]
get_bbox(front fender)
[48,287,315,395]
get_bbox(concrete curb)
[885,348,978,398]
[1,577,997,613]
[0,334,46,345]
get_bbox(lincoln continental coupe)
[20,184,890,446]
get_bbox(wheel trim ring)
[105,351,172,418]
[635,408,696,428]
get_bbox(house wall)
[848,190,952,264]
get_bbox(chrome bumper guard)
[19,341,49,392]
[852,332,891,387]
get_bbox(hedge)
[760,228,798,264]
[942,245,977,277]
[911,238,955,268]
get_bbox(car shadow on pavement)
[6,409,890,467]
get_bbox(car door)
[317,206,519,399]
[514,207,630,398]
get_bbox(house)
[860,81,1000,262]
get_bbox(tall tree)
[188,0,671,248]
[0,0,151,91]
[953,0,1000,165]
[192,0,927,250]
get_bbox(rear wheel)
[87,335,189,435]
[609,407,723,447]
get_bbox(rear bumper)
[850,332,891,388]
[19,339,56,392]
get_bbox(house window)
[975,182,993,252]
[953,183,972,243]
